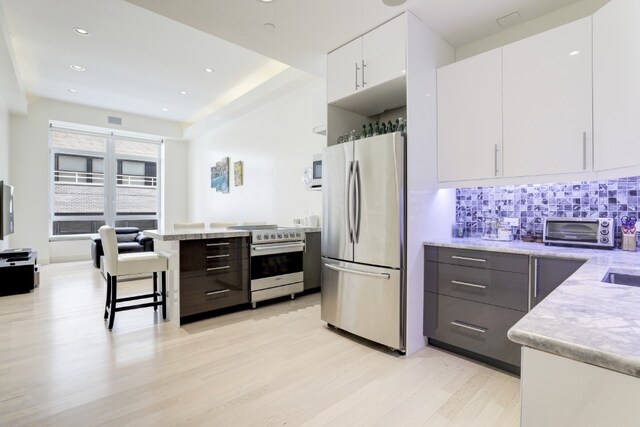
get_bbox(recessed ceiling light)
[68,89,78,93]
[70,64,85,71]
[73,27,90,36]
[569,50,581,56]
[382,0,406,6]
[264,23,276,30]
[162,108,169,112]
[258,0,276,3]
[204,67,214,73]
[180,91,188,95]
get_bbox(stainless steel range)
[231,225,305,308]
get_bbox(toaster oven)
[543,217,614,248]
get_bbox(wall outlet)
[503,217,520,227]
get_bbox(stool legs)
[161,271,167,320]
[108,276,118,330]
[153,272,158,311]
[104,273,112,320]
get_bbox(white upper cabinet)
[327,14,406,104]
[327,38,363,104]
[362,15,406,92]
[593,0,640,171]
[502,17,593,178]
[437,48,503,182]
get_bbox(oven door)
[250,242,304,289]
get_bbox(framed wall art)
[234,161,244,186]
[211,157,229,193]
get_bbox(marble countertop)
[144,226,321,241]
[424,237,640,377]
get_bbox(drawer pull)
[206,289,230,296]
[206,266,230,271]
[206,242,230,247]
[451,280,487,289]
[451,321,486,334]
[451,255,486,263]
[206,254,230,259]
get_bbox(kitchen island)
[144,226,322,325]
[144,228,251,325]
[423,238,640,426]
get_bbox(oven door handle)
[251,242,305,252]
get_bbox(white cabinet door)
[503,17,593,177]
[362,15,406,91]
[327,38,362,103]
[593,0,640,171]
[437,48,503,182]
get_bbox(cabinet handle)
[451,321,486,334]
[355,62,360,90]
[206,266,230,271]
[206,289,230,296]
[494,144,499,176]
[361,60,367,87]
[206,254,229,259]
[583,131,587,170]
[451,255,486,263]
[206,242,230,247]
[451,280,487,289]
[533,258,539,299]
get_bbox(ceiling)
[1,0,591,126]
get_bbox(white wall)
[9,97,185,264]
[186,75,325,226]
[405,12,456,355]
[456,0,609,60]
[0,103,9,251]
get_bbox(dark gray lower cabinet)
[179,237,250,318]
[424,246,527,371]
[424,245,587,373]
[303,231,321,291]
[530,256,585,309]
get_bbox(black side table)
[0,251,38,297]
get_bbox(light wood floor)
[0,261,520,426]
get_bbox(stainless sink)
[602,270,640,288]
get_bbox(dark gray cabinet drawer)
[180,238,249,272]
[424,292,525,366]
[180,269,249,316]
[425,261,528,312]
[429,246,529,274]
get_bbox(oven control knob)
[277,233,282,238]
[296,232,301,237]
[600,237,609,244]
[256,235,262,240]
[271,234,276,239]
[283,232,289,238]
[601,221,610,227]
[601,229,609,235]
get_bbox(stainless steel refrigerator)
[321,131,406,352]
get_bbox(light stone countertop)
[144,226,321,241]
[143,228,251,241]
[423,237,640,377]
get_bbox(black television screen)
[0,180,14,240]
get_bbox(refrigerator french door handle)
[324,263,391,280]
[346,161,354,243]
[354,161,362,243]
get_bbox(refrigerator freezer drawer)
[321,257,404,351]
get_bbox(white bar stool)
[99,226,168,330]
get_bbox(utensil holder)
[622,232,637,252]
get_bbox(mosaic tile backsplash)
[455,176,640,246]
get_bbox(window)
[49,127,161,236]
